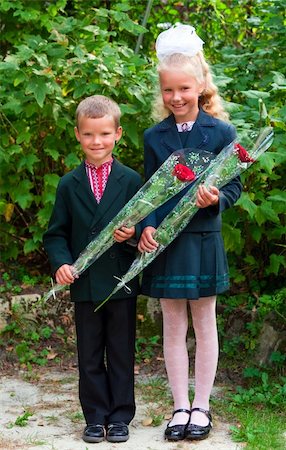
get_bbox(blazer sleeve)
[43,181,74,275]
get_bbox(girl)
[138,24,242,441]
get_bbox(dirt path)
[0,369,244,450]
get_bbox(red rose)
[172,164,196,182]
[235,143,255,163]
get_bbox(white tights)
[161,296,218,427]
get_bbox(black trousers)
[74,297,137,426]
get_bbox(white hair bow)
[156,23,204,60]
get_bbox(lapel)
[158,109,216,152]
[190,109,216,148]
[73,159,126,227]
[158,114,181,153]
[73,162,98,216]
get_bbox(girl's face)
[159,70,203,122]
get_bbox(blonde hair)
[153,52,229,122]
[76,95,121,128]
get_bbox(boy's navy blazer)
[143,109,242,232]
[43,158,142,303]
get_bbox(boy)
[43,95,141,443]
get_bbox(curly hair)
[153,52,229,122]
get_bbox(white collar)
[176,121,195,132]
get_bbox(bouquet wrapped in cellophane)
[95,127,274,312]
[43,147,216,301]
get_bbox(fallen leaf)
[47,352,58,360]
[142,417,153,426]
[59,314,72,326]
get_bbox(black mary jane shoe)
[185,407,213,441]
[82,424,105,443]
[106,422,129,443]
[164,408,191,441]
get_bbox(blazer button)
[91,227,99,235]
[110,252,116,259]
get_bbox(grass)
[211,389,286,450]
[136,377,286,449]
[14,410,34,427]
[58,375,77,384]
[6,409,34,429]
[136,376,172,406]
[22,371,41,382]
[229,405,286,450]
[136,376,173,426]
[25,433,47,446]
[45,414,60,424]
[66,410,84,423]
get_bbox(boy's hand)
[138,226,158,253]
[114,226,135,243]
[55,264,77,285]
[196,184,219,208]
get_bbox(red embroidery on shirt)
[85,159,113,203]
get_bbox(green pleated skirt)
[141,231,229,300]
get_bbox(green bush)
[218,287,286,364]
[0,0,155,260]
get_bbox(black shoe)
[82,424,105,443]
[185,408,213,441]
[106,422,129,443]
[164,408,191,441]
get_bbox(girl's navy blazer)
[143,109,242,232]
[43,158,142,303]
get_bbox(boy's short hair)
[76,95,121,128]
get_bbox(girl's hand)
[114,226,135,243]
[55,264,77,285]
[196,184,219,208]
[138,226,158,253]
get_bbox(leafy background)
[1,5,285,445]
[0,0,285,294]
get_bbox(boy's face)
[74,115,122,166]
